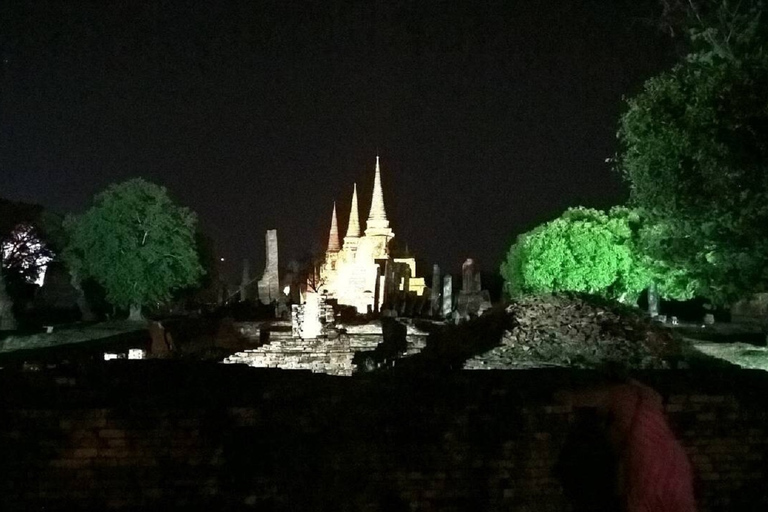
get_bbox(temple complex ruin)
[318,157,426,313]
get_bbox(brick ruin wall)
[1,365,767,511]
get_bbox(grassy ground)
[690,341,768,371]
[672,322,768,371]
[0,321,146,354]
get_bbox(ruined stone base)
[225,318,431,375]
[223,333,383,376]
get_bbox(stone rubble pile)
[465,293,680,370]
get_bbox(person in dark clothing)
[557,380,696,512]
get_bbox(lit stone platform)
[222,333,381,376]
[223,320,432,375]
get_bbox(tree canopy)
[501,207,696,303]
[63,178,204,320]
[0,198,62,309]
[1,223,53,286]
[616,0,768,303]
[501,208,648,302]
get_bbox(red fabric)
[609,383,697,512]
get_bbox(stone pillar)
[0,271,16,331]
[373,264,382,314]
[284,260,302,304]
[390,261,400,303]
[382,260,396,309]
[257,229,280,304]
[240,258,250,301]
[391,262,405,312]
[430,264,441,317]
[276,296,289,319]
[401,265,411,316]
[457,258,490,321]
[442,274,453,319]
[648,281,659,317]
[462,258,480,293]
[299,292,322,339]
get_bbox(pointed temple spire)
[346,183,361,239]
[327,202,341,252]
[365,156,391,233]
[367,156,388,222]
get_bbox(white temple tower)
[318,156,424,313]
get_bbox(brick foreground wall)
[0,364,767,511]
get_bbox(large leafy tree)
[0,199,63,327]
[0,200,55,284]
[2,223,54,286]
[501,207,693,304]
[64,179,204,321]
[501,208,648,303]
[617,0,768,303]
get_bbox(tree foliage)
[63,179,203,318]
[0,199,61,307]
[2,223,54,286]
[172,230,221,306]
[501,207,696,303]
[656,0,767,58]
[501,208,650,302]
[617,0,768,303]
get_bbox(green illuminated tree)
[63,179,204,321]
[500,207,693,304]
[501,208,648,303]
[617,0,768,303]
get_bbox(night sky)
[1,0,675,281]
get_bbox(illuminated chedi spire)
[314,154,428,314]
[343,183,361,249]
[327,202,340,252]
[365,156,391,234]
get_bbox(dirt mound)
[465,293,681,369]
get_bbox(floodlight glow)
[128,349,145,360]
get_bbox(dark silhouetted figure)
[556,408,621,511]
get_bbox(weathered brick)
[98,429,125,439]
[542,405,570,414]
[72,448,98,458]
[49,459,89,469]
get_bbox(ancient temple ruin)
[318,157,426,313]
[257,229,280,305]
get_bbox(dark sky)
[1,0,674,281]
